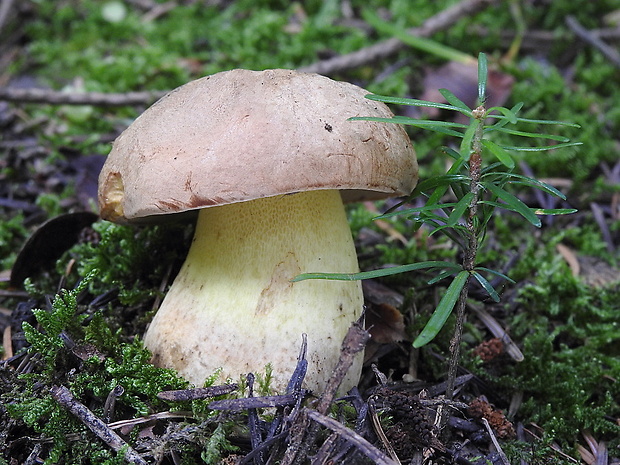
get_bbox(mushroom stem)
[143,189,364,393]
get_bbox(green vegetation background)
[1,0,619,464]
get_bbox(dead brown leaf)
[420,60,514,123]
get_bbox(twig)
[315,319,370,415]
[0,0,16,36]
[2,326,12,360]
[590,202,615,253]
[442,107,486,439]
[1,0,495,107]
[157,383,238,402]
[311,432,340,465]
[0,87,166,106]
[24,443,43,465]
[240,430,291,465]
[281,319,370,465]
[566,15,620,68]
[246,373,264,465]
[107,411,194,430]
[368,397,402,464]
[474,26,620,49]
[209,393,305,412]
[306,410,399,465]
[50,385,148,465]
[299,0,497,75]
[425,373,474,398]
[481,418,510,465]
[102,385,125,423]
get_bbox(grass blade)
[474,266,516,284]
[486,106,518,125]
[364,93,470,113]
[446,192,474,227]
[513,117,581,127]
[471,270,500,302]
[481,139,515,169]
[478,52,487,104]
[442,146,462,161]
[350,116,468,137]
[377,202,459,220]
[534,208,578,215]
[483,182,542,227]
[491,127,570,141]
[501,142,583,152]
[483,172,567,199]
[413,271,469,348]
[439,88,471,113]
[363,8,476,68]
[292,261,462,282]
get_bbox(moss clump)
[464,231,620,451]
[2,273,191,462]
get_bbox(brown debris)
[366,303,409,345]
[467,397,515,439]
[420,60,514,123]
[472,337,504,362]
[372,387,444,455]
[557,243,620,288]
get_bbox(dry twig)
[299,0,497,75]
[0,0,16,36]
[0,87,166,107]
[157,383,238,402]
[566,15,620,68]
[50,385,148,465]
[306,409,399,465]
[281,319,369,465]
[481,418,510,465]
[0,0,496,107]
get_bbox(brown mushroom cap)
[98,69,417,223]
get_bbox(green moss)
[201,423,239,465]
[502,58,617,186]
[63,219,193,304]
[0,213,28,270]
[464,234,620,449]
[4,272,191,462]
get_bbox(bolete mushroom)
[98,69,417,393]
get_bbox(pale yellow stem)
[143,189,364,393]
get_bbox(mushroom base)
[143,190,364,394]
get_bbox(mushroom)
[98,69,417,393]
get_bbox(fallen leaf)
[420,60,514,122]
[366,302,408,344]
[557,243,620,287]
[10,211,99,287]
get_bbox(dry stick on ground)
[281,319,370,465]
[305,410,399,465]
[566,15,620,68]
[0,87,167,106]
[481,418,510,465]
[157,383,238,402]
[50,385,149,465]
[0,0,496,107]
[299,0,497,75]
[0,0,16,36]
